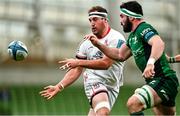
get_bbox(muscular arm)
[143,35,165,78]
[87,35,132,61]
[59,56,113,70]
[76,56,113,70]
[148,35,165,60]
[39,67,83,99]
[57,67,83,88]
[59,43,132,70]
[94,42,132,61]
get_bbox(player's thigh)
[153,104,176,115]
[148,76,178,107]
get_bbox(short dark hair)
[120,1,143,16]
[88,6,108,14]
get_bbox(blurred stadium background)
[0,0,180,115]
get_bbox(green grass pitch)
[0,85,179,115]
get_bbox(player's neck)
[97,26,111,39]
[132,19,144,32]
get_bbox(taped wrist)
[57,83,64,91]
[147,57,156,65]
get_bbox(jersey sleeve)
[109,36,125,48]
[75,39,87,59]
[140,24,159,42]
[116,39,125,48]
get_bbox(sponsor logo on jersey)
[140,28,151,36]
[160,89,169,101]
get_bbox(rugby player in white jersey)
[40,6,125,116]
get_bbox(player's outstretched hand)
[39,85,60,100]
[84,34,100,47]
[58,58,79,71]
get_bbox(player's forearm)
[96,42,121,60]
[151,44,164,60]
[56,67,83,90]
[175,55,180,62]
[168,54,180,63]
[78,59,112,70]
[149,38,165,62]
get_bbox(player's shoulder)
[110,28,125,41]
[136,22,158,37]
[137,22,155,32]
[77,38,91,47]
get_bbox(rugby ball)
[7,40,28,61]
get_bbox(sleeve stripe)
[144,31,156,41]
[116,39,125,48]
[76,54,87,59]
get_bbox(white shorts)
[84,82,119,110]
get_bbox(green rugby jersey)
[126,22,176,78]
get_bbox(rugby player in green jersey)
[86,1,179,115]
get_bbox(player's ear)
[129,17,134,21]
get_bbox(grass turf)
[0,85,179,115]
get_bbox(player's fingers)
[39,90,47,94]
[58,60,67,64]
[40,93,47,97]
[59,64,69,70]
[59,65,66,70]
[142,71,153,78]
[40,92,49,97]
[84,34,92,39]
[47,95,53,100]
[142,70,149,78]
[44,85,53,89]
[58,58,69,64]
[147,68,154,77]
[85,34,93,40]
[44,94,51,98]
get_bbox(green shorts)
[147,75,179,107]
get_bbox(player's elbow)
[103,63,112,69]
[118,54,127,62]
[100,61,112,70]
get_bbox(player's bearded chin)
[123,18,132,33]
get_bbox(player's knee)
[96,108,110,116]
[94,101,110,116]
[133,85,154,109]
[126,96,143,113]
[127,85,154,113]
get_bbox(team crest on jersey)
[130,36,138,44]
[133,36,138,44]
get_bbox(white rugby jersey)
[76,29,125,88]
